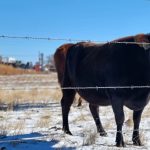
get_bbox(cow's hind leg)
[132,109,143,146]
[89,104,107,136]
[61,89,76,135]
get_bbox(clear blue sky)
[0,0,150,63]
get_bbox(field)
[0,73,150,150]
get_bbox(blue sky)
[0,0,150,63]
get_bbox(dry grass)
[0,111,26,137]
[142,103,150,118]
[0,89,61,110]
[0,64,36,75]
[0,72,82,110]
[0,72,62,110]
[10,120,26,135]
[36,114,51,129]
[82,129,97,146]
[0,112,10,136]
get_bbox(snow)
[0,102,150,150]
[0,74,150,150]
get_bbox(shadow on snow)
[0,102,60,111]
[0,132,75,150]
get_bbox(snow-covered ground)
[0,74,150,150]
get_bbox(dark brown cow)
[54,35,148,106]
[60,33,150,147]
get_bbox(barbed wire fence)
[0,34,150,90]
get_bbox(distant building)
[8,57,16,63]
[1,57,16,64]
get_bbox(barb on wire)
[1,35,150,45]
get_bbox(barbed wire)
[1,35,150,45]
[0,35,88,42]
[0,85,150,90]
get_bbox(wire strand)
[1,35,150,45]
[0,85,150,90]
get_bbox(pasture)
[0,73,150,150]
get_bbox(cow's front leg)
[132,109,144,146]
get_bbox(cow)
[54,35,147,106]
[60,33,150,147]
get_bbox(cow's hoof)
[116,141,126,147]
[133,139,142,146]
[64,130,72,135]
